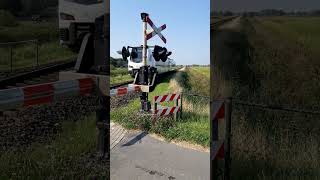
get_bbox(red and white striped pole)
[210,98,232,180]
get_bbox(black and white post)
[139,12,151,112]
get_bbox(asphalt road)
[110,127,209,180]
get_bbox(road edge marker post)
[224,97,232,180]
[211,99,227,179]
[210,98,232,180]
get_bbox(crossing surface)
[110,124,209,180]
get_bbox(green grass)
[0,114,108,179]
[190,66,210,79]
[110,67,133,85]
[185,67,210,96]
[0,19,76,72]
[0,41,76,71]
[111,67,211,147]
[258,16,320,57]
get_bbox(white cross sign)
[146,17,167,44]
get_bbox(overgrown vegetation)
[111,67,211,147]
[214,16,320,179]
[0,114,109,179]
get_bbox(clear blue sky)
[110,0,210,65]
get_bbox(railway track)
[111,80,134,89]
[0,67,180,151]
[211,16,238,30]
[0,58,76,89]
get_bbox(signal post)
[139,13,151,112]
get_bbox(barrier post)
[180,93,183,119]
[153,101,157,124]
[36,40,39,67]
[174,97,179,121]
[10,46,13,72]
[96,92,109,159]
[224,98,232,180]
[210,101,219,179]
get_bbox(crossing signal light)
[121,46,130,61]
[153,45,172,62]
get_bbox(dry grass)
[214,16,320,179]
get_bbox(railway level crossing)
[137,13,169,112]
[0,8,110,159]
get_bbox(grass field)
[111,67,210,147]
[214,16,320,179]
[0,114,109,178]
[0,21,59,43]
[110,67,133,85]
[248,16,320,108]
[0,41,75,71]
[0,20,76,72]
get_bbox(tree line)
[0,0,58,16]
[212,9,320,17]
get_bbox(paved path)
[110,123,209,180]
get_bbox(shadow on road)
[121,131,148,146]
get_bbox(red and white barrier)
[110,84,141,97]
[154,106,180,116]
[212,101,225,160]
[0,78,94,111]
[154,94,180,103]
[153,93,181,117]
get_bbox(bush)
[0,10,18,27]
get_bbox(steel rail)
[0,59,76,89]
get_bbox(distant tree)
[310,10,320,16]
[110,57,127,68]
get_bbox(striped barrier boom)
[110,84,141,97]
[0,78,94,111]
[153,93,181,117]
[154,93,180,103]
[212,101,225,160]
[154,106,180,116]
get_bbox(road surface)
[110,123,209,180]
